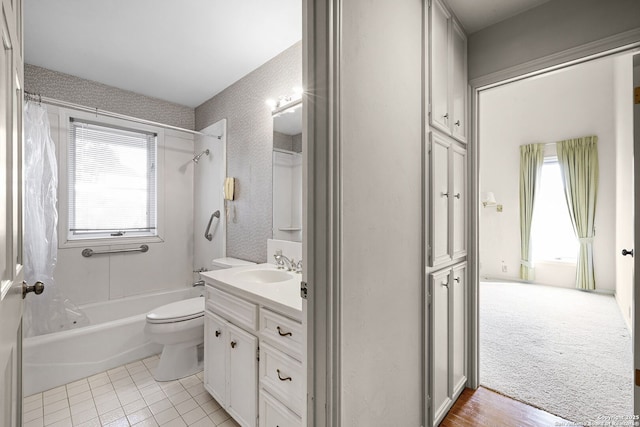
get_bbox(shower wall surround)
[196,42,302,263]
[25,64,195,129]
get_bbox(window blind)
[68,118,157,238]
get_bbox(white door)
[429,0,450,135]
[430,133,451,267]
[633,53,640,416]
[1,0,24,424]
[451,144,466,260]
[204,312,227,406]
[429,269,451,427]
[451,262,467,396]
[450,21,467,143]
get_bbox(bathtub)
[23,287,201,396]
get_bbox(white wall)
[479,57,617,292]
[48,106,195,306]
[339,0,423,425]
[614,55,635,331]
[193,120,226,272]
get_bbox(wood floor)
[441,387,573,427]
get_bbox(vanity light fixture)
[482,192,503,212]
[267,87,304,116]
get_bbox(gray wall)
[196,42,302,263]
[339,0,423,424]
[25,64,194,129]
[468,0,640,80]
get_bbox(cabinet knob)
[230,341,237,349]
[441,192,449,198]
[277,369,292,382]
[441,280,449,288]
[277,326,292,337]
[454,193,461,199]
[454,277,460,283]
[215,330,221,338]
[443,113,449,119]
[454,120,461,127]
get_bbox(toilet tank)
[210,257,256,271]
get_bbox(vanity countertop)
[201,263,303,321]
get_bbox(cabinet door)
[451,20,467,143]
[451,263,467,397]
[228,322,259,427]
[430,269,451,426]
[204,312,228,406]
[451,144,466,260]
[429,0,451,134]
[429,133,451,267]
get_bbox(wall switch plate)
[497,204,503,212]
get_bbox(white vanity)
[200,263,303,427]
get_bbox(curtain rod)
[23,91,222,140]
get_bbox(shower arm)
[205,210,221,241]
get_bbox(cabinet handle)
[277,369,292,382]
[454,277,460,283]
[454,193,461,199]
[215,330,221,338]
[230,341,237,349]
[443,113,449,119]
[441,192,449,198]
[455,120,461,127]
[441,280,449,288]
[277,326,292,337]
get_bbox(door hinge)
[428,0,432,9]
[257,346,260,361]
[636,369,640,387]
[301,281,308,300]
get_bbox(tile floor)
[23,355,241,427]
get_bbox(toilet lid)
[146,297,205,324]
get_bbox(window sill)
[59,235,164,249]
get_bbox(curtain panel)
[519,143,545,280]
[556,136,599,290]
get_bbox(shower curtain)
[23,101,87,337]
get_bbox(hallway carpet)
[480,281,632,423]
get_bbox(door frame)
[468,29,640,405]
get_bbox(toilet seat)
[146,297,204,324]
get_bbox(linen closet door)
[451,144,466,260]
[430,268,451,426]
[430,133,451,267]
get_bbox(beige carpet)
[480,281,633,423]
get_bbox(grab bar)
[82,244,149,258]
[205,210,221,241]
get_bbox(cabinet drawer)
[207,286,258,331]
[259,342,303,417]
[259,390,301,427]
[260,308,303,361]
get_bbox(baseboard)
[481,276,615,295]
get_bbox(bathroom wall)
[195,42,302,263]
[479,57,617,292]
[25,64,194,129]
[42,105,195,306]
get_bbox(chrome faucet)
[192,279,205,287]
[274,250,295,271]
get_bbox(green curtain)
[519,143,545,280]
[556,136,599,290]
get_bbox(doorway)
[475,52,637,422]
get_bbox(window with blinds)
[68,118,157,240]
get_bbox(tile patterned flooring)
[23,355,241,427]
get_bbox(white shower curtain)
[23,101,87,337]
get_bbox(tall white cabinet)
[425,0,469,425]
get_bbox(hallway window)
[67,119,157,240]
[531,159,578,262]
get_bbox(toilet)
[145,257,255,381]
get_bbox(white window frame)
[57,108,166,248]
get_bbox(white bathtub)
[23,287,201,395]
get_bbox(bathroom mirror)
[272,100,302,242]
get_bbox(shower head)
[192,149,210,164]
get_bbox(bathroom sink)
[233,269,293,284]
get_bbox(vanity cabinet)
[204,280,303,427]
[428,132,466,268]
[204,310,258,427]
[428,262,467,427]
[429,0,467,143]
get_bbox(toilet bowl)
[145,257,256,381]
[145,297,205,381]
